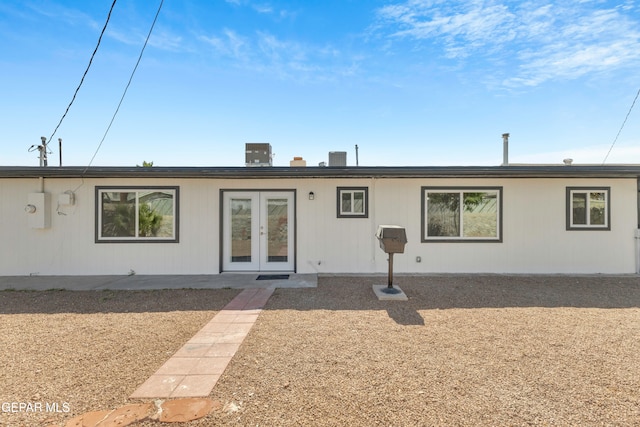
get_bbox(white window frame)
[422,187,502,242]
[96,186,179,243]
[567,187,610,230]
[337,187,368,218]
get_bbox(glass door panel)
[223,191,294,272]
[266,198,288,262]
[260,192,294,271]
[222,193,259,271]
[230,198,253,262]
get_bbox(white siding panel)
[299,177,638,274]
[0,175,636,275]
[296,178,377,273]
[0,178,222,275]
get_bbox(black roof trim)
[1,165,640,179]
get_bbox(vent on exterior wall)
[328,151,347,167]
[245,143,272,167]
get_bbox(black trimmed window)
[422,187,502,242]
[566,187,610,230]
[337,187,368,218]
[96,187,179,242]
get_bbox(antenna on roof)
[28,137,50,167]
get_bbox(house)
[0,163,639,276]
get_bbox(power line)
[602,87,640,164]
[45,0,118,150]
[82,0,164,172]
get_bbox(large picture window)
[422,187,502,242]
[566,187,610,230]
[96,187,179,242]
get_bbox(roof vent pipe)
[502,133,510,166]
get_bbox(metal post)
[388,253,394,288]
[381,252,401,294]
[38,137,47,167]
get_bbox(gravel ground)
[0,289,239,427]
[2,275,640,426]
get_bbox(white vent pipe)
[502,133,510,166]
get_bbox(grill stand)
[381,253,401,294]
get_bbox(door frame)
[219,189,297,273]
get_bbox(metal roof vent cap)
[563,158,573,166]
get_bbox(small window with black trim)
[96,186,179,242]
[337,187,368,218]
[567,187,610,230]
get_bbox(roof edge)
[1,165,640,179]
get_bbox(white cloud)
[107,26,185,53]
[375,0,640,87]
[25,2,99,29]
[253,4,273,14]
[223,0,284,16]
[198,28,362,82]
[148,31,184,52]
[199,29,249,60]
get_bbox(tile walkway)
[130,287,274,399]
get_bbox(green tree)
[138,203,163,237]
[427,192,487,236]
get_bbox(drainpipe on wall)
[635,229,640,274]
[370,176,377,268]
[637,179,640,274]
[502,133,510,166]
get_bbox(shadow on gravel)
[265,274,640,311]
[3,275,640,317]
[0,289,241,314]
[261,275,640,325]
[386,306,426,325]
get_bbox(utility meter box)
[27,193,51,229]
[58,192,75,206]
[376,225,407,254]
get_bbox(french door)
[222,191,295,271]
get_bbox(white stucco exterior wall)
[297,177,637,274]
[0,175,636,275]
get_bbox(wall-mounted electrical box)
[58,191,75,206]
[27,193,51,229]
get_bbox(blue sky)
[1,0,639,167]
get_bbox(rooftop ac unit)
[328,151,347,167]
[245,143,272,167]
